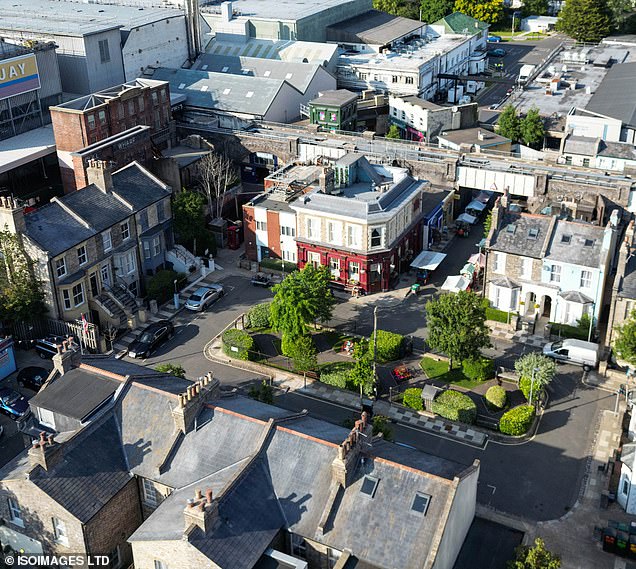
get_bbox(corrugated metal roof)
[326,10,424,45]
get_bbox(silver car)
[185,284,224,311]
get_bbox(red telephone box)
[227,225,241,250]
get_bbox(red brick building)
[50,78,174,192]
[244,156,433,294]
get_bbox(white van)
[518,64,536,84]
[542,339,599,370]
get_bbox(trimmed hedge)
[486,307,509,323]
[245,302,271,329]
[499,405,535,436]
[371,330,405,363]
[431,390,477,424]
[402,388,424,411]
[147,270,187,304]
[485,385,507,410]
[519,376,544,402]
[549,322,589,341]
[462,357,494,382]
[222,328,254,360]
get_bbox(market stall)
[441,275,472,293]
[410,250,447,284]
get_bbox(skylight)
[505,224,516,234]
[264,70,271,77]
[246,91,254,98]
[584,239,594,247]
[561,235,571,244]
[411,492,431,515]
[360,475,379,498]
[528,227,539,240]
[285,73,293,79]
[178,83,186,90]
[223,88,231,95]
[222,66,229,72]
[200,85,208,92]
[201,64,208,70]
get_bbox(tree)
[196,150,238,220]
[374,0,400,14]
[498,105,521,141]
[483,210,493,238]
[287,335,318,372]
[270,265,336,346]
[607,0,636,32]
[425,291,490,369]
[508,537,561,569]
[522,0,549,16]
[514,352,557,404]
[155,363,187,378]
[615,309,636,366]
[520,107,545,148]
[420,0,454,23]
[350,340,376,397]
[172,190,206,251]
[385,124,401,139]
[453,0,504,24]
[556,0,611,43]
[0,228,47,327]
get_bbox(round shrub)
[431,390,477,424]
[402,388,424,411]
[222,328,254,360]
[485,385,507,410]
[371,330,405,363]
[245,302,271,329]
[462,357,494,382]
[499,405,536,436]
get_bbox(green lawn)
[420,357,483,389]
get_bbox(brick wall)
[266,210,281,258]
[51,110,90,153]
[84,478,143,564]
[243,205,258,261]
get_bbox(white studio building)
[331,12,488,99]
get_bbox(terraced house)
[0,343,479,569]
[0,160,172,330]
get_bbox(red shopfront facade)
[296,222,422,295]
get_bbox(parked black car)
[127,320,174,359]
[35,335,67,359]
[251,272,273,287]
[0,387,29,420]
[17,366,50,391]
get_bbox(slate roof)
[29,367,121,421]
[559,290,593,303]
[110,162,171,211]
[491,276,521,289]
[586,62,636,128]
[57,186,132,232]
[622,443,636,471]
[29,417,131,523]
[432,12,489,33]
[618,252,636,299]
[326,10,424,46]
[488,213,553,258]
[546,219,605,268]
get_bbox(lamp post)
[528,366,540,406]
[173,279,179,309]
[280,240,285,280]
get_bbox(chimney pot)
[47,434,54,446]
[57,344,63,354]
[196,488,202,500]
[198,502,205,512]
[39,431,46,445]
[206,488,213,504]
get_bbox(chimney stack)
[172,371,220,434]
[0,196,26,234]
[319,167,336,195]
[183,487,219,536]
[52,336,81,376]
[332,411,373,488]
[28,432,64,471]
[86,160,114,194]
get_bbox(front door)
[89,272,99,297]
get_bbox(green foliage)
[520,107,545,148]
[385,124,401,139]
[556,0,611,42]
[483,210,493,238]
[616,309,636,366]
[549,322,590,341]
[245,302,271,329]
[350,340,375,397]
[453,0,504,23]
[154,363,186,378]
[508,537,561,569]
[497,105,521,141]
[431,389,477,424]
[146,270,187,303]
[260,257,297,272]
[499,405,536,435]
[462,356,494,381]
[515,352,557,401]
[522,0,549,16]
[270,264,336,342]
[519,376,533,401]
[420,0,454,22]
[222,328,254,360]
[287,335,318,372]
[370,330,405,363]
[248,380,274,404]
[486,306,510,323]
[0,229,47,326]
[173,190,206,248]
[608,0,636,32]
[426,291,490,369]
[320,365,351,389]
[485,385,507,409]
[402,388,424,411]
[372,415,394,441]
